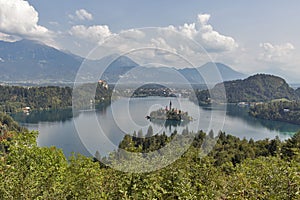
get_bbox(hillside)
[132,84,176,97]
[90,62,246,85]
[0,83,112,113]
[194,74,298,104]
[179,62,246,84]
[249,101,300,125]
[0,40,246,85]
[295,88,300,97]
[0,40,139,84]
[0,40,82,82]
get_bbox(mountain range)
[0,39,246,85]
[0,40,81,83]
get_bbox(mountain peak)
[10,39,47,47]
[178,62,246,84]
[0,39,247,85]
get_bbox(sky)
[0,0,300,82]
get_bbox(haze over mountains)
[0,39,246,85]
[0,40,81,83]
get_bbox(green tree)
[146,125,154,137]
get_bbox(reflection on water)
[11,97,300,157]
[11,109,75,124]
[225,105,300,135]
[11,102,111,124]
[149,118,191,132]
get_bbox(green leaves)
[0,111,299,199]
[225,157,300,199]
[0,144,67,199]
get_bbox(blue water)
[13,97,300,157]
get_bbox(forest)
[249,100,300,125]
[192,74,299,104]
[0,113,299,199]
[0,83,112,113]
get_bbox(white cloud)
[176,14,238,52]
[259,42,295,63]
[0,0,52,40]
[150,37,177,53]
[69,25,114,44]
[119,29,145,40]
[69,9,93,21]
[178,23,197,39]
[0,32,19,42]
[76,9,93,21]
[68,14,238,59]
[67,14,239,67]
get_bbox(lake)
[12,97,300,158]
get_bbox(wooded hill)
[250,100,300,125]
[0,83,112,113]
[193,74,299,104]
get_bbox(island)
[147,101,193,122]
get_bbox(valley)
[0,2,300,197]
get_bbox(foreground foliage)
[0,114,299,199]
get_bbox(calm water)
[12,97,300,157]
